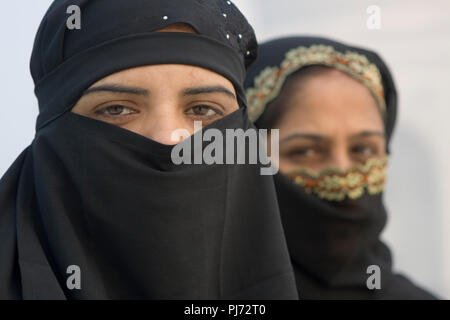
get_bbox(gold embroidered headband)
[246,44,386,122]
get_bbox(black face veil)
[0,0,298,299]
[245,36,437,300]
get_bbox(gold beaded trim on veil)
[245,45,386,122]
[285,156,388,201]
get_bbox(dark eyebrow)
[280,133,326,143]
[350,130,385,139]
[182,86,236,100]
[82,84,149,97]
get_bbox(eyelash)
[185,104,224,118]
[350,144,379,156]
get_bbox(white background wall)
[1,0,449,298]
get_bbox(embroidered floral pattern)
[286,156,388,201]
[246,45,386,122]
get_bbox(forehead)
[276,70,384,134]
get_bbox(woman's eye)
[288,147,321,159]
[95,105,137,117]
[185,105,222,117]
[351,145,377,157]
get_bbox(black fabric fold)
[1,108,298,299]
[275,173,435,300]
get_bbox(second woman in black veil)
[245,36,437,300]
[0,0,298,299]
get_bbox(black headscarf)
[0,0,298,299]
[244,36,437,300]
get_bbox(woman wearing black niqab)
[245,36,438,300]
[0,0,298,299]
